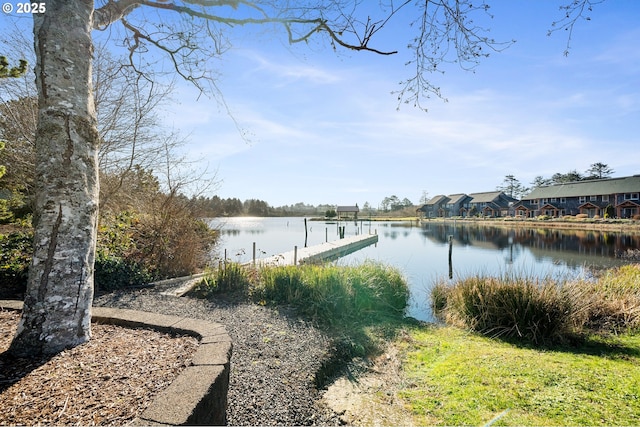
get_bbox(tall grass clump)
[432,274,574,344]
[256,261,410,327]
[192,261,253,296]
[567,264,640,333]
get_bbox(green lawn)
[397,325,640,426]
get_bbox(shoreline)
[419,217,640,233]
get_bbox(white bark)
[10,0,99,356]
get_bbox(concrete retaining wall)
[0,300,232,426]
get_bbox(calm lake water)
[208,217,640,322]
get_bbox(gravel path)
[94,289,343,426]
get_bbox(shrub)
[0,229,32,296]
[94,252,154,292]
[605,204,615,219]
[633,214,640,221]
[432,275,574,344]
[98,208,218,280]
[576,213,589,220]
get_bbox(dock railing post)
[253,242,256,266]
[294,245,298,266]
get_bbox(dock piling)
[448,235,453,279]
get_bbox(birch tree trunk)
[9,0,99,356]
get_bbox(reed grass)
[191,261,252,296]
[432,264,640,343]
[567,264,640,333]
[432,274,573,344]
[256,261,410,327]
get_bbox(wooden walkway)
[256,234,379,266]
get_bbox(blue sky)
[162,1,639,208]
[3,1,639,208]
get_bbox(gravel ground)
[94,289,343,426]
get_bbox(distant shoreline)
[419,217,640,233]
[309,216,640,233]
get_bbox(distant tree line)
[497,163,615,200]
[531,162,615,188]
[190,197,339,217]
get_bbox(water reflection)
[418,222,639,268]
[210,217,639,321]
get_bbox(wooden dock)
[256,234,379,266]
[158,233,378,296]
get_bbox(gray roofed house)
[468,191,517,217]
[418,192,511,218]
[442,193,473,217]
[417,195,450,218]
[516,175,640,218]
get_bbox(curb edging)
[0,300,232,426]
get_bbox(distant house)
[418,191,513,218]
[417,195,449,218]
[467,191,517,218]
[336,204,359,219]
[445,193,473,217]
[515,175,640,218]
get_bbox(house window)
[590,195,598,201]
[579,196,586,203]
[624,193,640,201]
[550,198,557,202]
[532,200,538,205]
[542,198,548,204]
[560,197,566,203]
[602,195,609,202]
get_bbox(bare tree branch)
[548,0,605,56]
[395,0,514,110]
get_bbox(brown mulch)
[0,309,198,426]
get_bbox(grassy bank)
[391,263,640,425]
[193,260,640,424]
[397,325,640,425]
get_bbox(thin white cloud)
[234,50,344,85]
